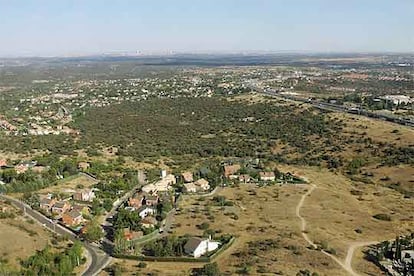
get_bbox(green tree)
[82,220,103,242]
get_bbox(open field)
[0,203,51,269]
[36,173,99,194]
[105,162,413,275]
[280,165,413,275]
[107,183,346,275]
[329,112,414,196]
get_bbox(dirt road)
[295,184,376,276]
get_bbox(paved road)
[0,194,111,276]
[253,87,414,128]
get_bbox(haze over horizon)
[1,0,413,57]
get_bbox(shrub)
[197,222,210,230]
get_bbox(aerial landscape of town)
[0,1,413,276]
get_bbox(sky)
[0,0,413,57]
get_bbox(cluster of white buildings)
[380,95,413,105]
[141,172,176,194]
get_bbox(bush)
[137,262,147,268]
[197,222,210,230]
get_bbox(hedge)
[115,237,236,263]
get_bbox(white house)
[142,174,176,194]
[73,189,95,202]
[259,171,275,181]
[154,174,176,191]
[184,237,220,258]
[138,206,156,219]
[194,178,210,191]
[183,182,198,193]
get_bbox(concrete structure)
[184,237,220,258]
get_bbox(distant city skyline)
[0,0,413,57]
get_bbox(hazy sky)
[0,0,413,56]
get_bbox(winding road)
[295,184,376,276]
[0,194,111,276]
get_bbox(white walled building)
[184,237,220,258]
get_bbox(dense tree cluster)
[73,97,340,162]
[20,242,83,276]
[143,236,188,257]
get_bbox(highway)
[253,87,414,128]
[0,194,111,276]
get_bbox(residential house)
[142,194,159,206]
[138,206,156,219]
[128,195,144,209]
[62,210,83,226]
[259,171,275,181]
[51,201,71,215]
[154,174,176,191]
[183,182,198,193]
[72,204,90,216]
[73,189,95,202]
[123,228,143,241]
[14,164,29,174]
[15,161,37,174]
[39,198,57,212]
[141,216,157,228]
[142,174,176,194]
[184,237,220,258]
[224,164,241,179]
[194,178,210,191]
[182,172,194,183]
[239,174,251,183]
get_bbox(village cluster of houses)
[223,164,277,182]
[39,188,95,228]
[124,171,176,231]
[0,159,47,175]
[181,171,210,193]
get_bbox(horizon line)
[1,50,413,59]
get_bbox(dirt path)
[295,184,318,249]
[345,241,378,272]
[296,184,376,276]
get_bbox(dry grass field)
[106,161,413,275]
[0,202,51,269]
[329,113,414,196]
[36,173,99,195]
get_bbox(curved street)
[0,194,111,276]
